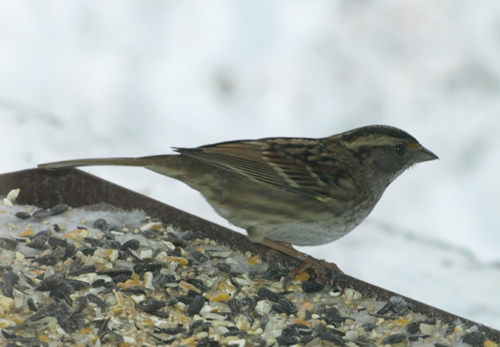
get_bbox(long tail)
[38,156,171,170]
[39,154,211,190]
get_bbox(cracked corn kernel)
[38,335,50,343]
[166,256,188,266]
[179,280,201,293]
[294,272,310,282]
[205,292,230,302]
[248,254,260,265]
[12,316,23,325]
[396,318,408,326]
[118,279,142,290]
[0,296,14,313]
[65,229,91,240]
[19,229,36,237]
[180,336,196,346]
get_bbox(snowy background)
[1,1,499,329]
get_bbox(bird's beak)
[413,146,439,163]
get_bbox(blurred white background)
[0,1,499,328]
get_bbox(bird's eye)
[394,144,407,156]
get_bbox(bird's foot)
[261,239,343,290]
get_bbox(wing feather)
[175,138,355,200]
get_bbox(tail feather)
[38,154,213,183]
[38,155,172,170]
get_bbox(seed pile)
[0,189,497,347]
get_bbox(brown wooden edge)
[0,168,498,340]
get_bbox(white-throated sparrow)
[40,125,437,283]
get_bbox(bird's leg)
[260,238,343,288]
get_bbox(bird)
[39,125,437,285]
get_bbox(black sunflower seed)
[262,264,288,281]
[112,274,132,284]
[260,314,269,330]
[292,323,312,336]
[316,326,345,346]
[32,209,52,219]
[122,287,147,295]
[47,237,68,248]
[382,333,407,344]
[156,327,186,335]
[79,247,97,256]
[257,287,281,302]
[74,296,89,314]
[163,232,187,247]
[149,311,170,318]
[15,211,31,220]
[29,301,71,321]
[0,238,18,251]
[121,239,140,251]
[133,262,162,273]
[84,237,108,247]
[49,281,75,305]
[0,271,19,297]
[68,265,97,276]
[185,278,210,292]
[93,218,108,231]
[32,246,66,266]
[26,230,52,250]
[228,298,241,315]
[27,297,37,311]
[187,295,205,316]
[462,331,486,346]
[302,280,323,293]
[272,297,297,315]
[36,272,65,291]
[153,273,176,288]
[190,319,211,333]
[49,203,69,216]
[97,269,133,278]
[224,328,248,337]
[277,334,299,346]
[0,265,13,272]
[32,255,57,266]
[101,331,124,344]
[181,230,197,241]
[65,279,90,291]
[59,314,85,333]
[104,240,121,249]
[377,296,408,316]
[190,250,209,263]
[29,229,53,240]
[406,320,436,334]
[92,279,106,288]
[86,293,107,308]
[138,298,167,312]
[66,244,77,259]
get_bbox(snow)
[0,1,499,329]
[0,199,148,258]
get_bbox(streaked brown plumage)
[39,125,437,282]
